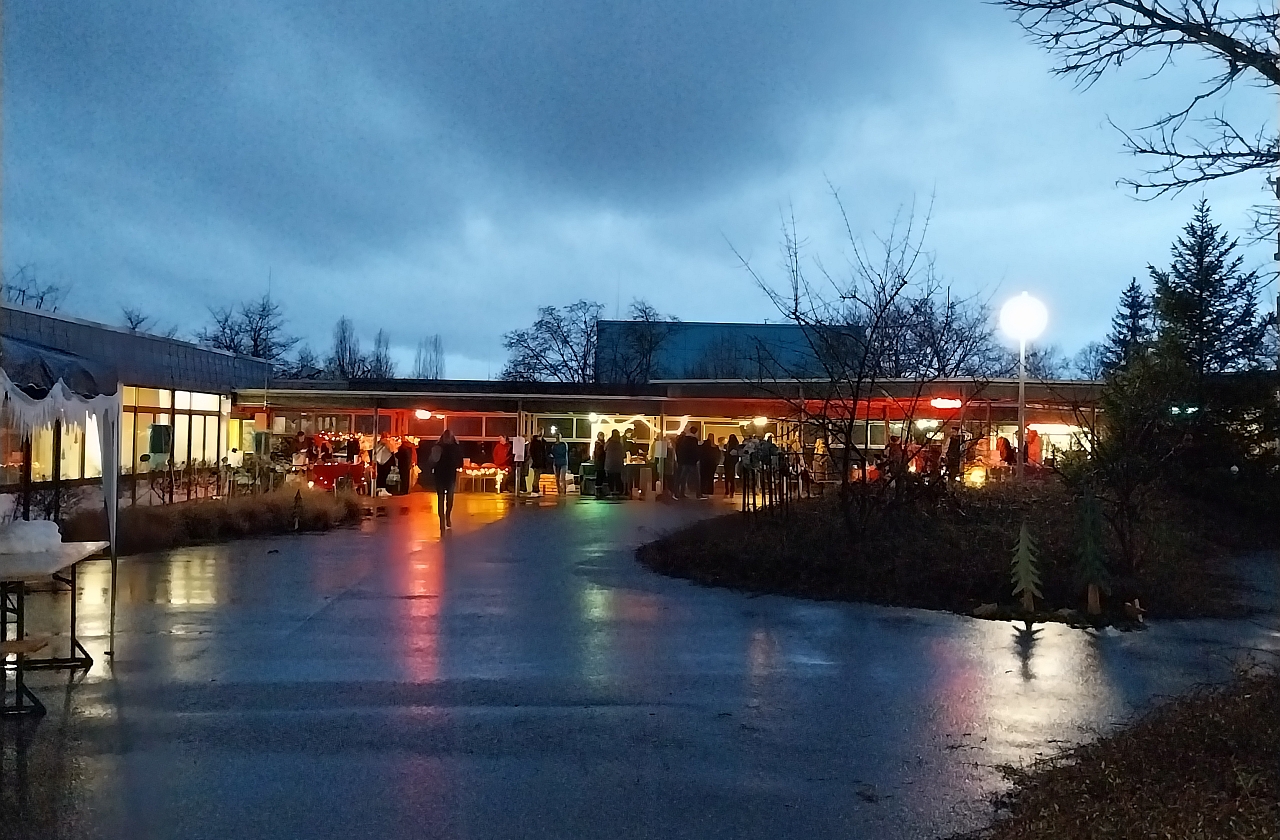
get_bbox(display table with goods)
[0,520,109,715]
[459,464,506,493]
[621,461,653,498]
[309,461,367,492]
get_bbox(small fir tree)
[1149,199,1269,378]
[1010,521,1043,613]
[1102,278,1153,372]
[1075,488,1111,615]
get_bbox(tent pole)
[21,436,31,520]
[106,546,117,657]
[52,419,62,523]
[107,404,121,659]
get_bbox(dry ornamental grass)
[61,489,361,555]
[964,670,1279,840]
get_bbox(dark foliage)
[1150,199,1271,378]
[1102,277,1153,372]
[638,481,1240,622]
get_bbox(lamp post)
[999,293,1048,482]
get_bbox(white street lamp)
[999,293,1048,482]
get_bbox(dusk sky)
[6,1,1274,378]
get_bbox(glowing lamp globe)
[999,292,1048,344]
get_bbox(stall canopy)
[1,334,123,644]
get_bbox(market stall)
[1,336,123,669]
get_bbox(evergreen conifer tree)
[1149,199,1268,378]
[1010,521,1042,613]
[1075,489,1111,615]
[1102,278,1153,372]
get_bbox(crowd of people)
[290,417,1056,529]
[466,425,785,502]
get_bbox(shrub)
[61,489,361,555]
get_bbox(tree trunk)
[1021,589,1035,613]
[1087,583,1101,616]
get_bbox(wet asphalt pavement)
[4,494,1278,839]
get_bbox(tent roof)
[0,335,119,399]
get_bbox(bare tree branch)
[999,1,1280,207]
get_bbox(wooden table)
[0,541,109,716]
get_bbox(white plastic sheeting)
[1,366,122,581]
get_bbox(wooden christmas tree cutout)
[1011,520,1042,613]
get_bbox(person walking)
[529,433,546,496]
[429,430,464,529]
[605,429,625,497]
[493,435,512,493]
[700,435,721,496]
[723,434,740,497]
[592,431,608,498]
[676,427,702,500]
[550,433,570,496]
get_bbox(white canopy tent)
[1,361,124,650]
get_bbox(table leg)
[27,564,94,672]
[1,582,46,716]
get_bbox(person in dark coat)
[945,427,963,481]
[592,432,608,498]
[528,434,547,495]
[675,427,702,500]
[605,429,625,496]
[429,430,464,529]
[699,435,721,496]
[417,437,434,490]
[723,434,740,497]
[394,437,414,495]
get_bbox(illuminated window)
[190,416,205,466]
[0,424,23,485]
[121,413,135,475]
[134,388,172,409]
[203,416,220,464]
[60,424,84,481]
[85,417,103,479]
[191,392,221,412]
[174,415,190,467]
[30,427,54,482]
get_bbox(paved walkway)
[6,494,1279,839]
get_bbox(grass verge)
[957,669,1279,840]
[62,489,361,555]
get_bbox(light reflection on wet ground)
[3,492,1277,839]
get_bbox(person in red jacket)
[492,435,512,493]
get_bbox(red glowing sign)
[930,398,963,410]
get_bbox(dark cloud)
[4,2,1272,377]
